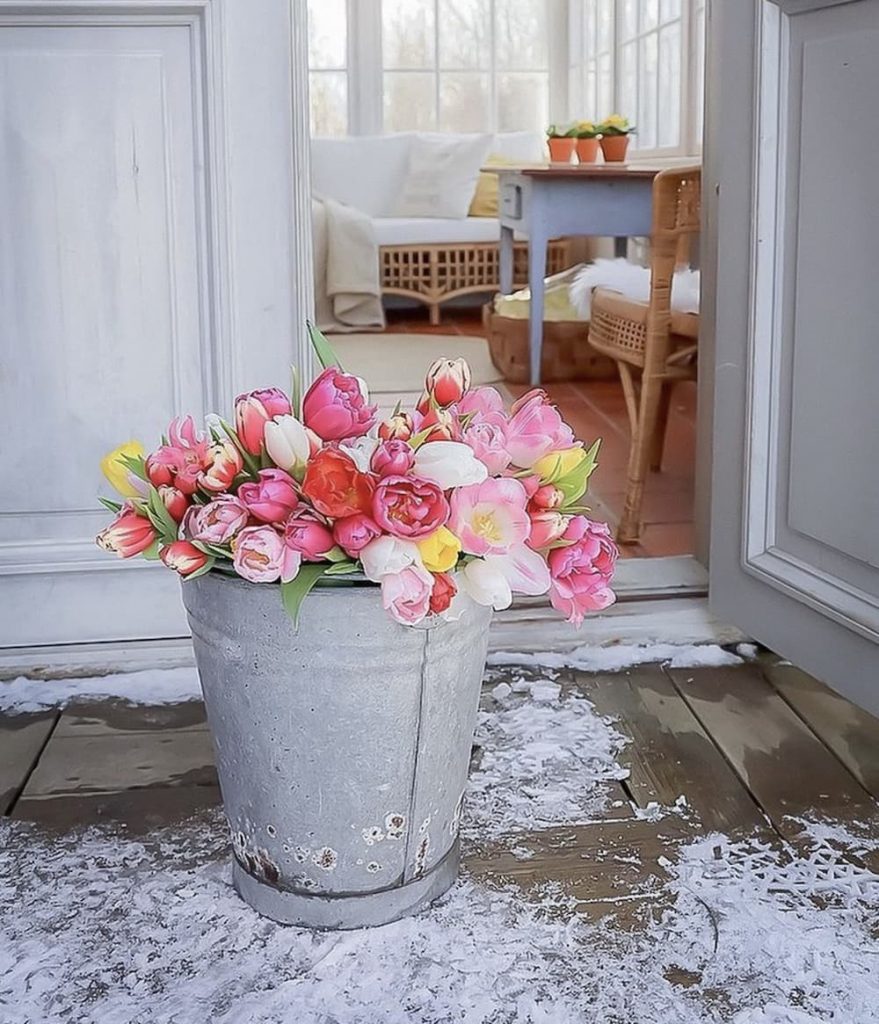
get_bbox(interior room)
[308,0,705,559]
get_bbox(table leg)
[528,232,548,387]
[499,225,515,296]
[614,236,628,258]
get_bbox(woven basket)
[483,303,617,384]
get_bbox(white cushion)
[373,216,501,246]
[311,134,413,217]
[393,133,492,219]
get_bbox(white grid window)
[577,0,704,155]
[308,0,349,136]
[381,0,551,133]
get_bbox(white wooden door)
[707,0,879,712]
[0,0,314,647]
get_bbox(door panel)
[708,0,879,712]
[0,2,314,647]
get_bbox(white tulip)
[459,558,513,610]
[485,545,551,597]
[340,434,379,472]
[264,415,310,474]
[359,536,422,582]
[412,441,488,489]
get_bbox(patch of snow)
[735,642,759,660]
[466,682,629,841]
[0,667,202,714]
[489,643,743,674]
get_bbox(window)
[382,0,551,133]
[308,0,348,136]
[576,0,704,155]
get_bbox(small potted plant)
[545,123,577,163]
[574,121,601,164]
[597,114,635,162]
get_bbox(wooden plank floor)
[4,655,879,925]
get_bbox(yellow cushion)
[468,154,518,217]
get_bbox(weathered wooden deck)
[3,656,878,924]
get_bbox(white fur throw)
[569,258,701,321]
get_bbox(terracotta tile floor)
[383,306,696,558]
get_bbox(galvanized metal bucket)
[182,571,492,930]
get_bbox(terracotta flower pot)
[547,137,576,163]
[575,138,600,164]
[600,134,630,163]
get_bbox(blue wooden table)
[494,165,660,386]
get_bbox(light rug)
[330,332,502,394]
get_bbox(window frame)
[307,0,705,152]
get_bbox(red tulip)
[96,507,157,558]
[424,358,471,408]
[160,540,210,577]
[158,485,189,523]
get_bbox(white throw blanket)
[312,196,385,333]
[569,258,701,321]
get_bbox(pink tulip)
[200,440,243,493]
[505,389,575,469]
[158,485,189,524]
[302,368,377,441]
[96,506,157,558]
[448,477,530,556]
[547,516,618,625]
[333,513,382,557]
[424,358,471,408]
[527,510,570,549]
[232,526,300,583]
[192,496,249,545]
[529,483,564,510]
[372,475,449,540]
[370,439,415,478]
[148,416,212,495]
[234,388,292,455]
[455,385,505,420]
[160,540,209,577]
[378,411,415,442]
[283,509,335,561]
[238,468,299,524]
[461,413,511,475]
[381,563,434,625]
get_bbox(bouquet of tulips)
[96,327,617,626]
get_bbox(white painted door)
[0,0,314,647]
[707,0,879,712]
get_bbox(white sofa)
[311,131,572,322]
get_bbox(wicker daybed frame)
[380,239,572,325]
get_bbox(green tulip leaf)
[307,321,344,371]
[557,438,601,506]
[145,486,180,544]
[99,496,123,514]
[281,563,331,625]
[324,560,360,576]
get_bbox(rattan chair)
[587,166,701,544]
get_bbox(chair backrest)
[646,166,702,351]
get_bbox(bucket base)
[232,840,460,930]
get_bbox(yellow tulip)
[101,441,145,498]
[533,447,586,482]
[417,526,462,573]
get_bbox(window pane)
[439,72,490,130]
[310,72,347,136]
[597,0,614,51]
[495,0,548,69]
[383,0,436,69]
[620,0,638,41]
[308,0,347,69]
[597,52,613,119]
[641,0,659,32]
[439,0,490,69]
[638,32,658,150]
[383,71,437,130]
[618,41,637,126]
[658,23,681,147]
[661,0,681,22]
[694,1,706,144]
[497,72,549,132]
[585,63,597,120]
